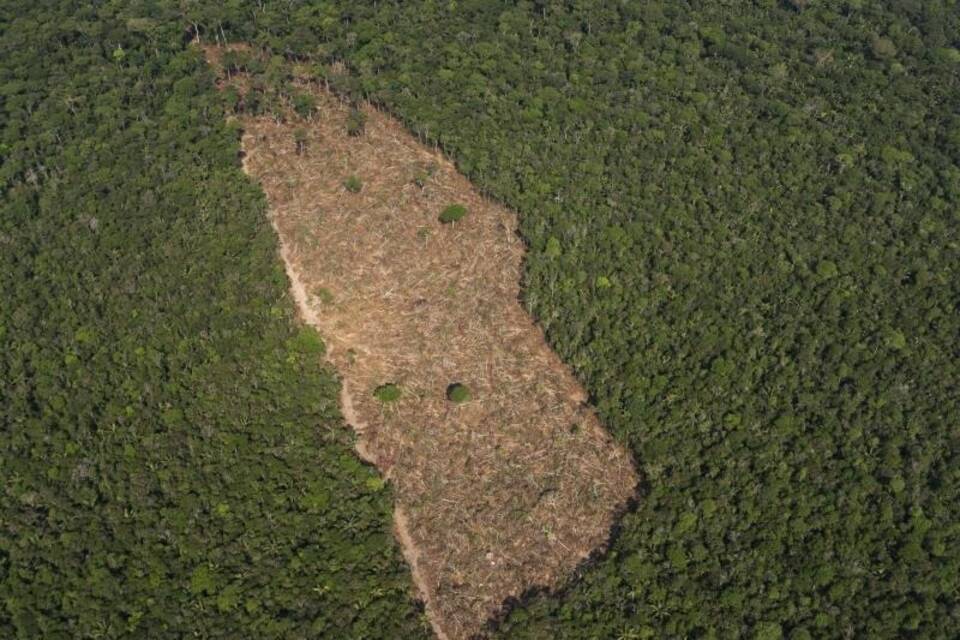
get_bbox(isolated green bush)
[438,204,467,224]
[292,92,316,118]
[446,383,471,403]
[374,383,402,402]
[414,163,437,188]
[344,175,363,193]
[293,127,307,154]
[315,287,335,304]
[346,107,366,136]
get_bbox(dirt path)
[217,49,638,639]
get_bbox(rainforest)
[2,1,958,639]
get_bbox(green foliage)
[5,1,960,638]
[0,7,428,639]
[871,36,898,60]
[414,163,436,189]
[754,622,784,640]
[293,127,307,154]
[173,1,960,637]
[544,237,562,258]
[315,287,335,304]
[344,174,363,193]
[446,383,471,403]
[346,107,366,137]
[438,204,467,224]
[288,326,326,356]
[292,92,316,118]
[815,259,839,279]
[374,383,402,403]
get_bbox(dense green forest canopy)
[3,0,960,639]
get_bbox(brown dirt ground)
[205,46,638,640]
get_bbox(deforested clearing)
[208,48,638,640]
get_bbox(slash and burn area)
[207,47,638,640]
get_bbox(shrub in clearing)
[346,107,366,136]
[374,383,402,403]
[293,92,316,119]
[414,163,437,188]
[439,204,467,224]
[446,383,471,403]
[315,287,334,304]
[344,175,362,193]
[293,127,307,155]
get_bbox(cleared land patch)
[208,48,638,639]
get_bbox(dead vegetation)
[205,46,638,640]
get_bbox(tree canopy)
[3,0,959,638]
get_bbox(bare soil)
[208,46,638,640]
